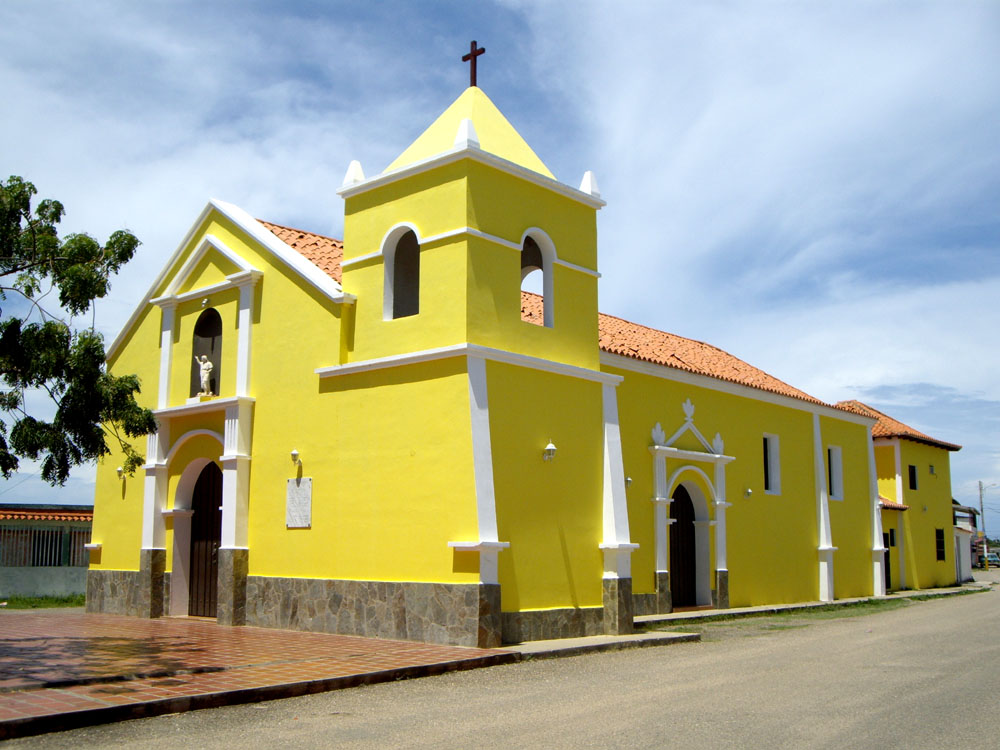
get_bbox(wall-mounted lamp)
[744,488,753,498]
[201,298,210,307]
[116,466,124,480]
[626,476,633,488]
[542,441,557,462]
[290,449,301,466]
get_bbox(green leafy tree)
[0,175,156,485]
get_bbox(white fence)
[0,525,90,567]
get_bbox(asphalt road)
[13,586,1000,749]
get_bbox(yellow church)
[86,82,963,647]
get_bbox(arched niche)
[190,308,222,397]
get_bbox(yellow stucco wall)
[608,362,878,606]
[487,361,604,611]
[820,415,875,599]
[90,304,160,571]
[254,356,479,583]
[897,441,955,589]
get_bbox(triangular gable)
[166,234,256,297]
[107,199,351,360]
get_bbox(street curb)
[635,584,991,628]
[513,632,701,660]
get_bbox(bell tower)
[336,85,605,370]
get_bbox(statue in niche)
[195,355,214,396]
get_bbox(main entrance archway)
[189,462,222,617]
[670,485,697,607]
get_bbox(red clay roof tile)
[258,220,344,283]
[878,496,910,511]
[0,509,93,522]
[835,400,960,451]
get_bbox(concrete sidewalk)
[0,611,696,740]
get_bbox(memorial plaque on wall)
[286,477,312,528]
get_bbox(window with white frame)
[384,228,420,320]
[518,231,554,328]
[763,434,781,494]
[827,445,843,500]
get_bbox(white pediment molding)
[649,398,733,465]
[149,235,262,309]
[161,234,259,298]
[107,198,352,360]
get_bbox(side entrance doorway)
[670,485,697,608]
[883,532,893,591]
[189,462,222,617]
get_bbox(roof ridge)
[836,399,961,451]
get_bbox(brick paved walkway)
[0,611,516,739]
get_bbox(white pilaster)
[600,383,637,578]
[813,414,836,601]
[447,355,508,584]
[236,279,255,397]
[219,400,252,549]
[868,432,887,596]
[156,301,176,409]
[713,437,731,572]
[652,453,670,573]
[140,426,170,550]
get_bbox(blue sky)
[2,1,999,529]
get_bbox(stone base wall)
[632,592,658,616]
[245,576,501,648]
[602,577,634,635]
[714,570,729,609]
[633,571,673,616]
[86,550,166,617]
[86,569,144,615]
[500,607,603,643]
[217,549,248,626]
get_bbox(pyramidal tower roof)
[384,87,555,179]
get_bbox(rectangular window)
[763,434,780,494]
[908,464,918,490]
[827,446,843,500]
[935,528,945,561]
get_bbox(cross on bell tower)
[462,40,485,87]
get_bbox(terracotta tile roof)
[258,220,344,283]
[878,496,910,511]
[522,292,838,407]
[257,220,851,411]
[835,400,961,451]
[0,509,93,522]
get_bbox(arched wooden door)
[670,485,697,608]
[189,463,222,617]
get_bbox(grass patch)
[1,594,86,609]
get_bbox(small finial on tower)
[462,40,485,87]
[342,160,366,187]
[454,118,480,150]
[579,170,601,198]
